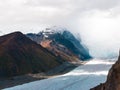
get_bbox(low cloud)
[0,0,120,58]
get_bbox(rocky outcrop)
[91,53,120,90]
[0,32,63,77]
[27,29,92,61]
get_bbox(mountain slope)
[91,54,120,90]
[27,28,91,61]
[0,32,62,77]
[49,30,91,60]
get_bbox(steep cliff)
[91,53,120,90]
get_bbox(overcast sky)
[0,0,120,58]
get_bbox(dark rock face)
[91,54,120,90]
[27,30,92,61]
[0,32,62,77]
[51,31,92,60]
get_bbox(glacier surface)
[4,59,115,90]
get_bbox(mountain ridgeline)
[0,32,63,77]
[0,29,91,78]
[27,28,91,61]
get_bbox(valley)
[4,58,116,90]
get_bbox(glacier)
[4,59,116,90]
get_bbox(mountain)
[26,28,91,61]
[91,53,120,90]
[0,32,63,77]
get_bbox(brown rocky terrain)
[0,32,63,78]
[40,40,80,62]
[91,53,120,90]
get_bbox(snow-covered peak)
[38,26,67,38]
